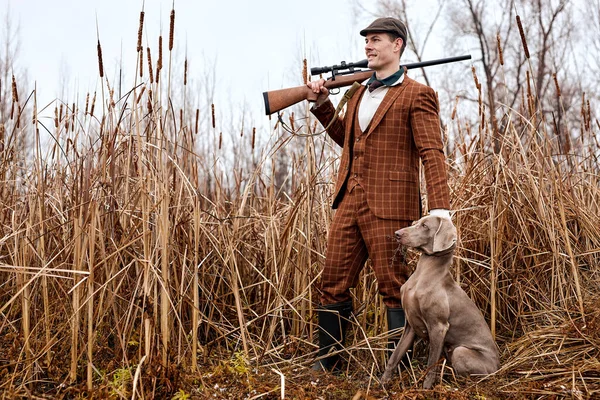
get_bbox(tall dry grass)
[0,7,599,399]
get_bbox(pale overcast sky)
[3,0,370,118]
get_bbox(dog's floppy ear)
[432,217,457,253]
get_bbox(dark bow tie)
[368,79,384,92]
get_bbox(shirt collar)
[365,67,405,87]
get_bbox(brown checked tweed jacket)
[312,76,450,221]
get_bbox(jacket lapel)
[364,77,411,137]
[344,85,367,145]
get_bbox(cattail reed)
[553,73,561,97]
[289,112,296,131]
[97,40,104,78]
[136,86,146,104]
[195,109,199,133]
[137,11,144,52]
[586,100,591,131]
[139,50,144,77]
[169,9,175,51]
[180,109,183,129]
[211,104,215,128]
[157,36,163,83]
[218,131,222,150]
[184,59,188,86]
[471,66,480,90]
[59,104,64,122]
[54,106,59,128]
[90,91,96,117]
[72,103,76,131]
[303,59,308,85]
[497,33,504,66]
[147,48,154,84]
[516,15,530,59]
[251,127,256,150]
[11,75,18,104]
[85,93,89,115]
[451,96,458,120]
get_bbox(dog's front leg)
[381,323,415,386]
[423,322,449,389]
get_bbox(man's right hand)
[307,79,329,108]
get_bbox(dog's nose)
[395,230,403,240]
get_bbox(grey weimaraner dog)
[381,215,500,389]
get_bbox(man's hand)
[307,79,329,108]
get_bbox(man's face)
[364,32,402,71]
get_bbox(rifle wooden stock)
[263,70,372,115]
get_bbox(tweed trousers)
[321,185,411,308]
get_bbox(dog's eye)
[421,223,429,230]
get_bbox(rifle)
[263,55,471,115]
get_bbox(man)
[307,17,452,371]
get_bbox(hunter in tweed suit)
[307,17,452,372]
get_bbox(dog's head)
[395,215,457,255]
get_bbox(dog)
[381,215,500,389]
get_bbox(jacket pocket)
[388,170,417,182]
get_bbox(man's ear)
[432,217,457,253]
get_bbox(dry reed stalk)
[195,108,199,134]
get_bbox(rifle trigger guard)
[328,88,340,96]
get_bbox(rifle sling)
[321,81,362,132]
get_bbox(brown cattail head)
[139,50,144,77]
[211,103,215,128]
[516,15,530,59]
[137,11,145,52]
[496,33,504,66]
[184,59,188,86]
[85,92,90,115]
[72,102,76,131]
[195,108,199,134]
[11,75,18,104]
[586,100,591,131]
[54,106,59,128]
[90,91,96,117]
[553,73,561,97]
[451,96,458,120]
[303,59,308,85]
[289,112,295,131]
[169,9,175,51]
[136,85,146,104]
[147,89,153,113]
[157,36,163,71]
[218,131,222,150]
[147,47,154,84]
[97,40,104,78]
[471,65,480,90]
[179,109,183,129]
[251,127,256,150]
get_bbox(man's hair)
[386,32,407,57]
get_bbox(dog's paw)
[380,371,392,387]
[423,372,436,389]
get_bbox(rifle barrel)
[310,54,471,76]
